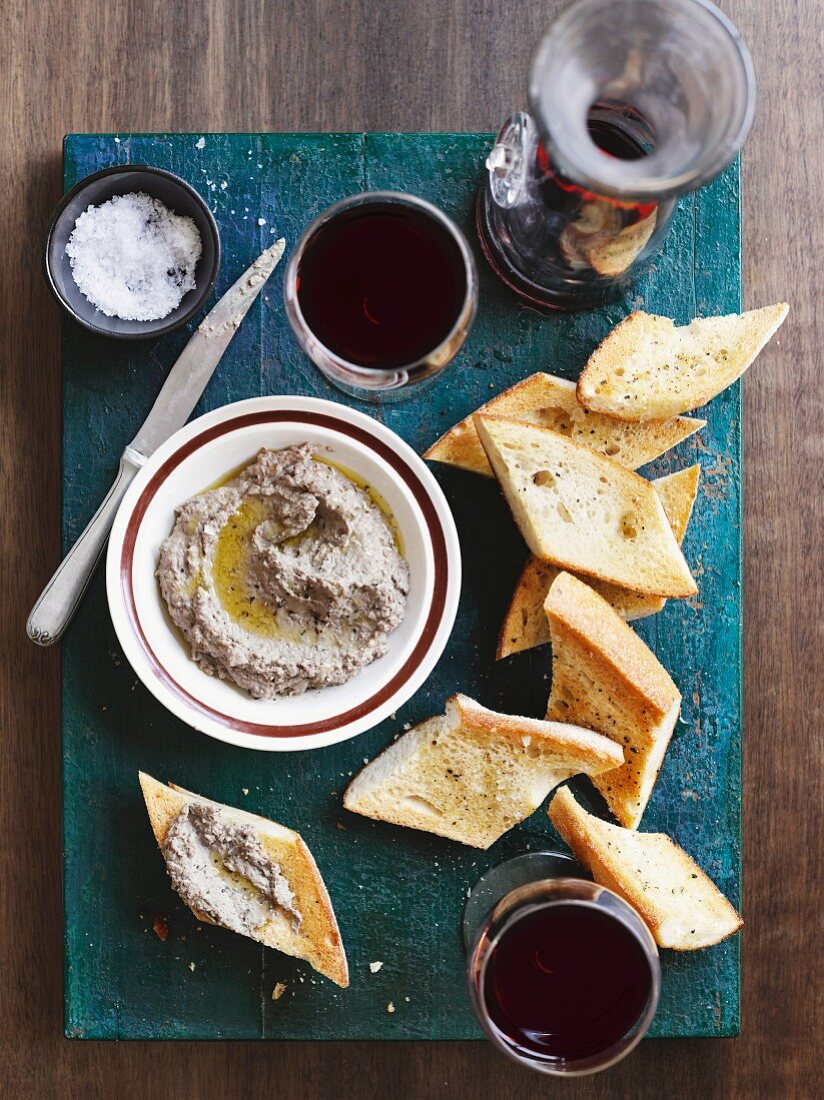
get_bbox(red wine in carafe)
[482,903,653,1062]
[533,102,660,254]
[296,202,467,370]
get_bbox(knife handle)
[26,449,144,647]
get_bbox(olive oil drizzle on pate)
[210,494,300,640]
[201,453,402,640]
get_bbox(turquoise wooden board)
[61,133,741,1040]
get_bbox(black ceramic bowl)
[44,165,221,340]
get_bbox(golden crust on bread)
[651,464,700,542]
[424,372,704,477]
[448,694,624,774]
[343,695,623,849]
[138,773,349,987]
[544,573,681,829]
[548,787,743,949]
[577,304,789,421]
[476,415,697,598]
[496,465,701,658]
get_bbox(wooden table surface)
[1,1,820,1096]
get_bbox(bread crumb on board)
[152,916,169,942]
[386,1002,395,1014]
[272,982,288,1001]
[188,962,196,972]
[369,961,383,974]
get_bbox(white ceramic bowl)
[106,396,461,751]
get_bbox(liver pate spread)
[157,444,409,698]
[162,803,301,935]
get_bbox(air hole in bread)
[605,443,620,456]
[620,512,638,539]
[525,743,541,759]
[532,469,556,488]
[556,502,573,523]
[398,795,442,818]
[535,406,572,433]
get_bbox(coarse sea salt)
[65,192,202,321]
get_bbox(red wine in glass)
[296,201,469,371]
[481,901,654,1063]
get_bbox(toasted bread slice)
[548,787,742,949]
[343,694,624,850]
[544,573,681,829]
[139,773,348,987]
[424,372,703,477]
[577,304,789,421]
[476,415,696,598]
[650,463,701,540]
[497,465,700,658]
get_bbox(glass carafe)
[477,0,755,310]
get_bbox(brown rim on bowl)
[120,408,450,736]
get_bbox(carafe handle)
[486,112,534,209]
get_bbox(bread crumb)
[272,982,288,1001]
[369,961,383,973]
[386,1002,395,1013]
[242,788,249,796]
[152,916,169,942]
[188,962,196,972]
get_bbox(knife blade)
[129,238,285,459]
[26,240,286,646]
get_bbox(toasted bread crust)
[545,573,680,718]
[544,573,681,828]
[548,788,743,949]
[448,694,624,773]
[652,464,701,542]
[476,415,697,598]
[138,773,349,987]
[496,465,701,659]
[577,304,789,421]
[496,556,557,659]
[344,698,623,849]
[424,371,704,476]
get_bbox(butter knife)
[27,239,286,646]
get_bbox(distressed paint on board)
[61,133,741,1040]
